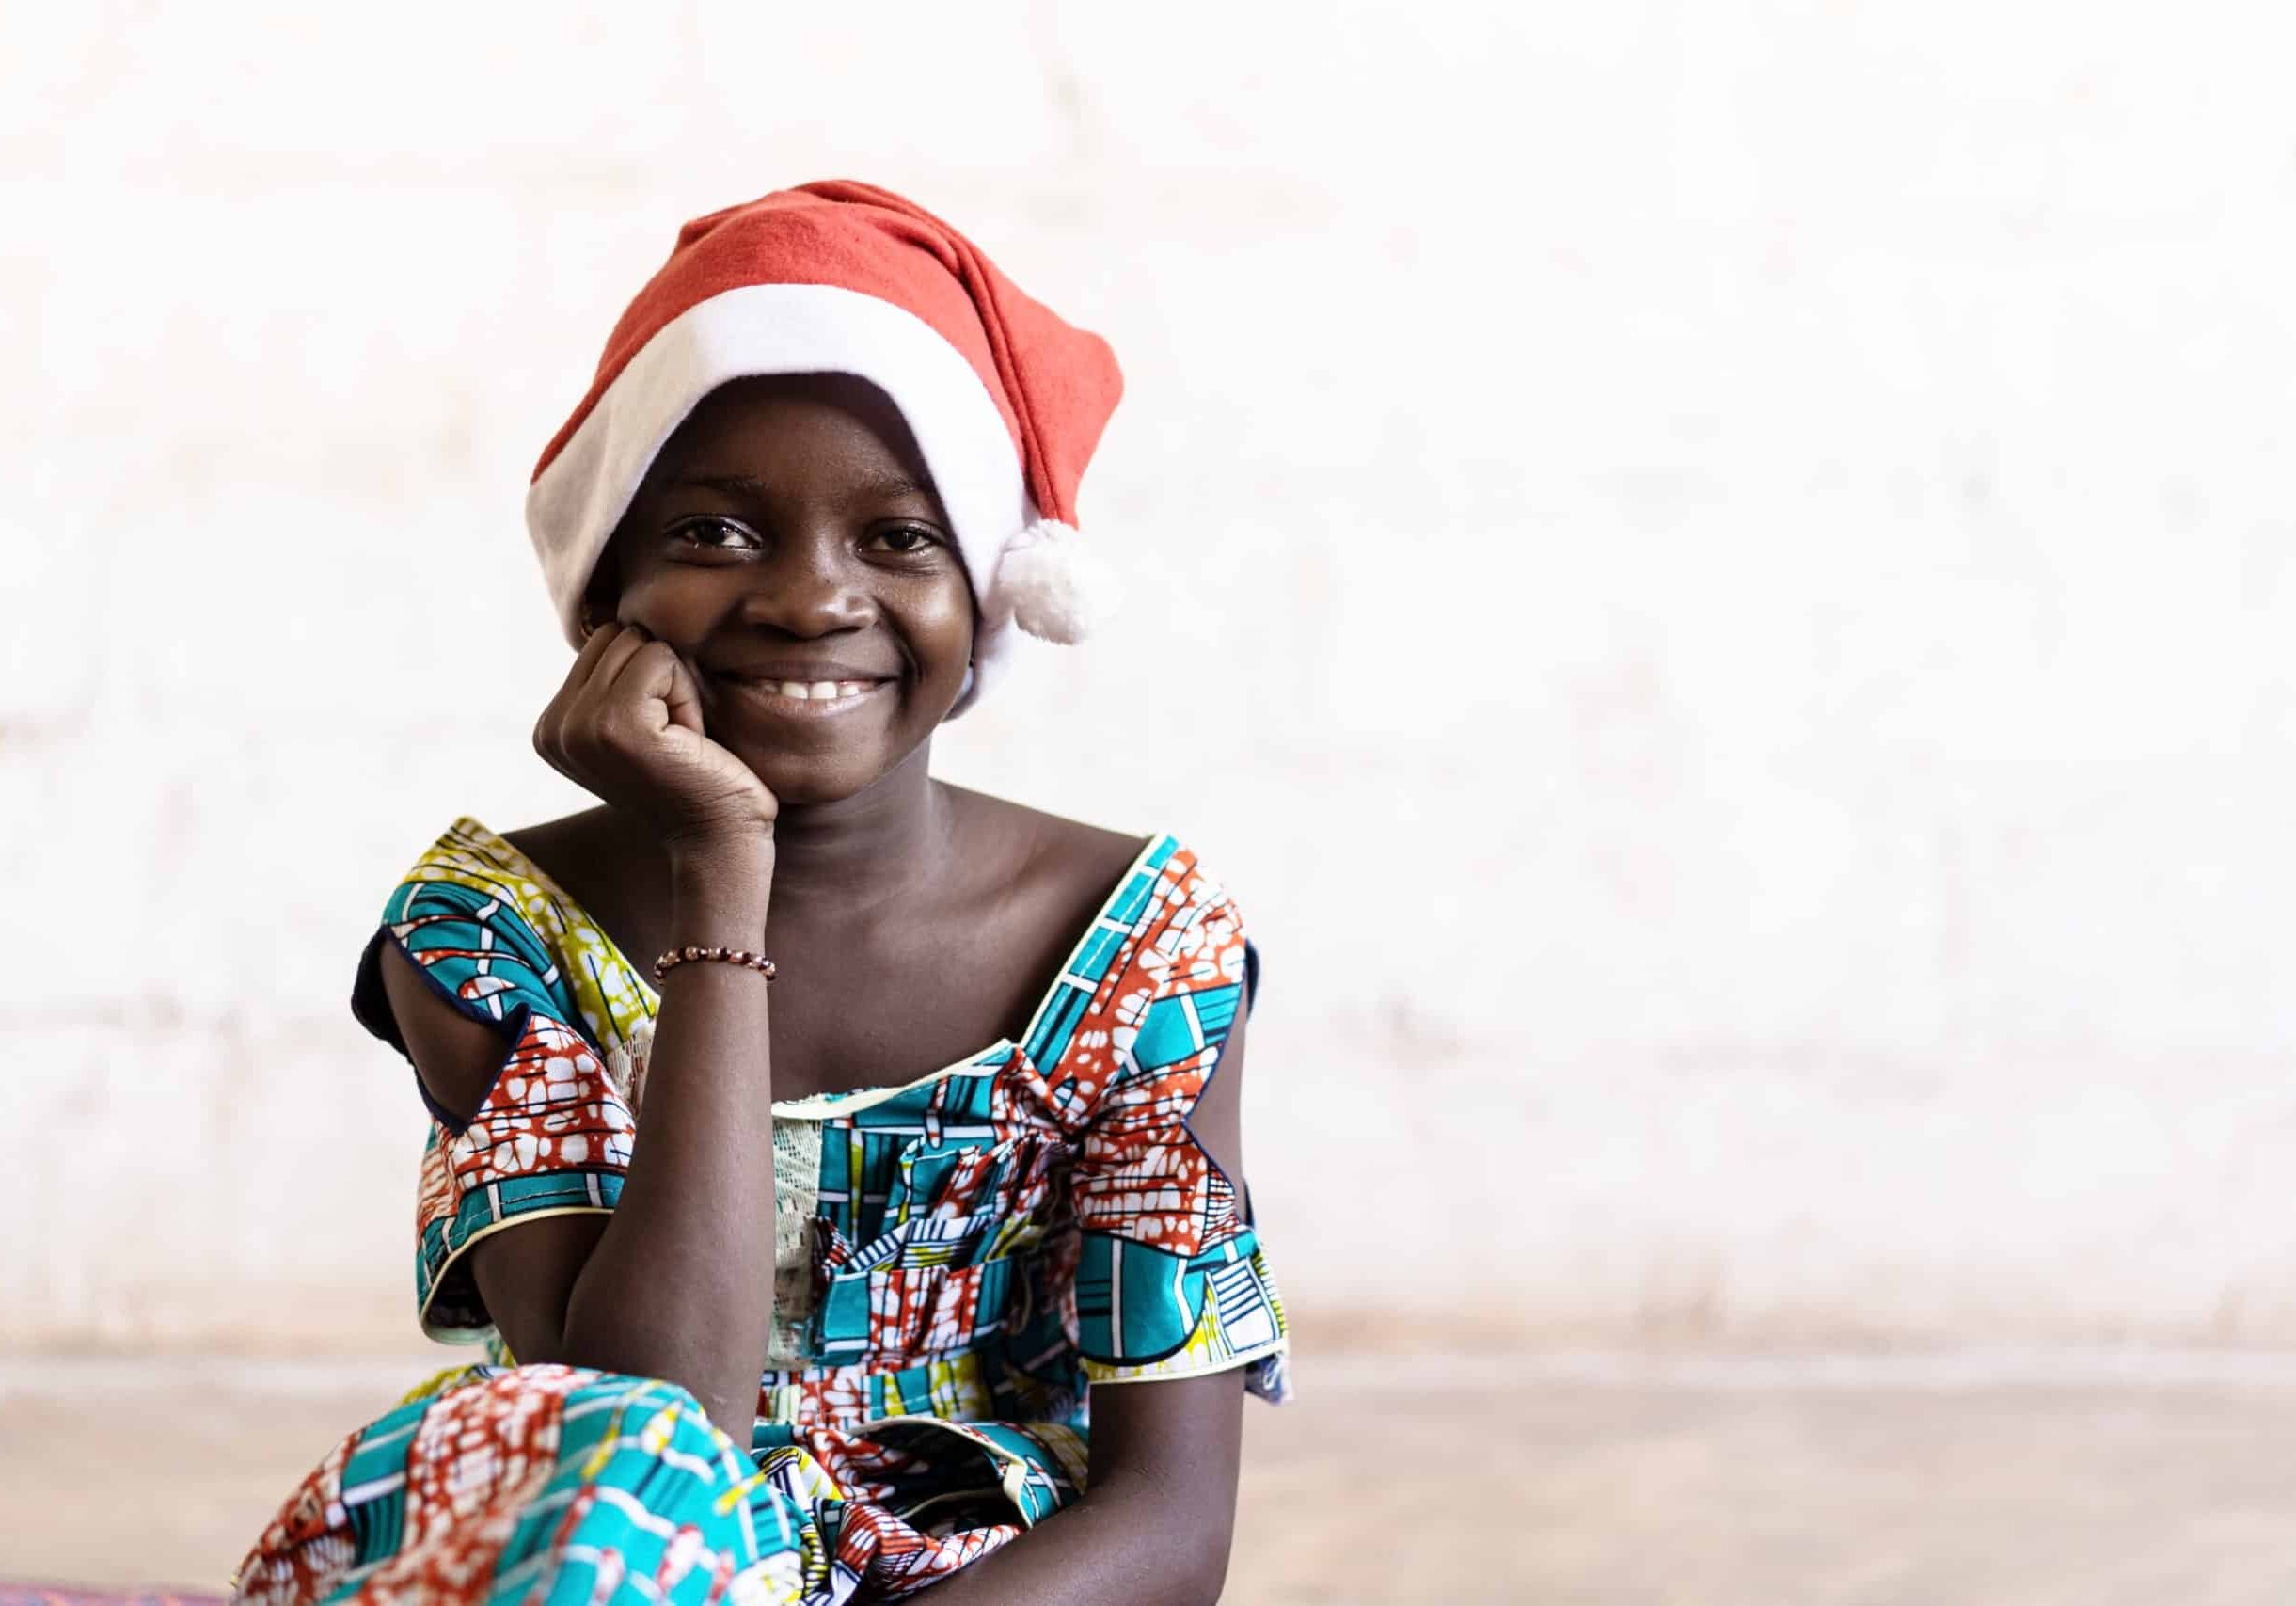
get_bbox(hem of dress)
[418,1203,618,1340]
[360,918,537,1137]
[1079,1335,1291,1389]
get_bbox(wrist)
[666,829,775,883]
[668,843,773,938]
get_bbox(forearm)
[558,839,778,1430]
[914,1472,1231,1606]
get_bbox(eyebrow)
[667,470,938,508]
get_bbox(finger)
[532,693,577,774]
[605,639,691,728]
[542,620,631,726]
[659,650,707,738]
[574,626,656,708]
[565,615,630,684]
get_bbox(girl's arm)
[916,1371,1246,1606]
[379,621,785,1435]
[376,830,779,1434]
[908,1006,1261,1606]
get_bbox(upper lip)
[704,661,898,683]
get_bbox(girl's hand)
[532,621,778,850]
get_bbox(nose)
[735,529,874,638]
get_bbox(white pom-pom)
[990,519,1115,644]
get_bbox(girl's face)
[591,372,975,809]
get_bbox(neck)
[759,743,956,914]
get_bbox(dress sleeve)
[351,862,637,1342]
[1062,845,1292,1403]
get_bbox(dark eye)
[669,517,760,551]
[870,525,942,555]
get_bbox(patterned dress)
[231,819,1291,1605]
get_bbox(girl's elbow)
[1194,1528,1238,1605]
[540,1315,750,1430]
[1186,1556,1233,1606]
[1153,1504,1238,1604]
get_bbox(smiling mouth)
[712,676,892,716]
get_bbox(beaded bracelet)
[652,945,778,984]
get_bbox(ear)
[579,567,621,638]
[581,511,643,637]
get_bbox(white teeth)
[759,678,879,703]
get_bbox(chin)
[737,752,894,811]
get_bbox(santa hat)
[526,178,1124,714]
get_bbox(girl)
[230,180,1291,1605]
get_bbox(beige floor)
[4,1352,2294,1604]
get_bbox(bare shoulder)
[498,804,619,878]
[496,805,657,933]
[937,788,1156,1042]
[942,785,1151,907]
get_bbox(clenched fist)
[531,621,779,851]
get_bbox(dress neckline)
[448,814,1169,1119]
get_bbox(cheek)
[900,577,979,676]
[617,564,721,630]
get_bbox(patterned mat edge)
[0,1587,227,1606]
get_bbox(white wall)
[5,1,2293,1350]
